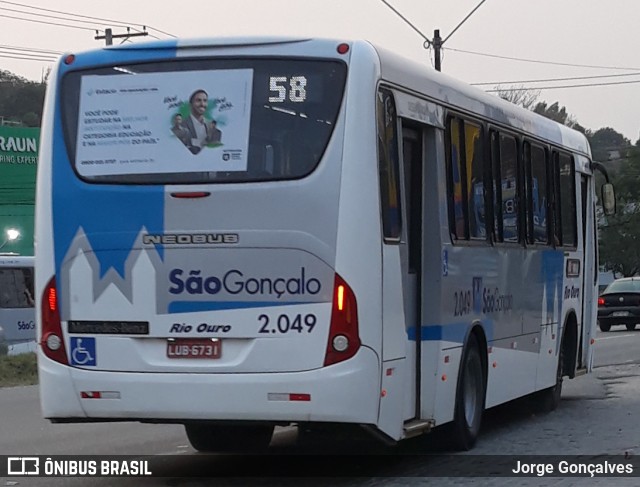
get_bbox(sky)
[2,0,639,143]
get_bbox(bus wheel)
[450,334,485,451]
[626,323,636,331]
[534,342,564,413]
[184,423,274,453]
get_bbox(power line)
[0,6,160,39]
[144,26,176,38]
[0,13,99,31]
[0,6,126,29]
[380,0,487,71]
[447,46,640,71]
[0,44,63,55]
[442,0,487,44]
[0,0,139,28]
[0,53,56,62]
[473,72,640,86]
[0,0,174,37]
[485,79,640,92]
[379,0,430,43]
[0,48,56,58]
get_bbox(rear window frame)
[0,266,35,309]
[604,280,640,294]
[60,56,348,185]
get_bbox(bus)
[36,37,615,452]
[0,255,35,354]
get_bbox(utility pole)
[95,27,148,46]
[432,29,443,72]
[381,0,487,72]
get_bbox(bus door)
[377,89,424,431]
[579,173,595,369]
[378,118,424,426]
[399,123,424,418]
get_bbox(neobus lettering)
[143,233,239,245]
[168,268,321,298]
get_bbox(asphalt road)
[593,325,640,367]
[1,327,639,486]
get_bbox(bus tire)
[184,423,274,453]
[534,341,564,413]
[450,333,485,451]
[625,323,636,331]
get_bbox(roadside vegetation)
[0,350,38,387]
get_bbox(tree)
[598,146,640,276]
[533,101,577,127]
[494,90,583,131]
[493,85,540,110]
[589,127,630,162]
[0,69,46,126]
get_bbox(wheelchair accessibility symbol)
[70,337,96,366]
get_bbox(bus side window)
[447,118,466,239]
[525,142,549,245]
[498,134,518,243]
[0,268,34,308]
[446,117,486,242]
[377,88,402,242]
[557,152,577,247]
[23,267,35,307]
[465,122,485,240]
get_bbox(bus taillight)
[324,274,361,366]
[41,276,68,365]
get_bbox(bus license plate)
[167,339,221,359]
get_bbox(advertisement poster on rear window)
[75,69,253,176]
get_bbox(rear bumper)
[39,346,380,425]
[597,311,640,325]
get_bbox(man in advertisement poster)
[171,114,190,146]
[208,119,222,144]
[181,89,222,154]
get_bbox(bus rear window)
[61,58,347,184]
[0,268,34,308]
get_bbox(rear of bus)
[36,38,385,446]
[0,256,35,354]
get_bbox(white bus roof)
[74,35,592,158]
[373,43,591,157]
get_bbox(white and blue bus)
[36,37,614,451]
[0,255,36,354]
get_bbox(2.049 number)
[258,313,317,334]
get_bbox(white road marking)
[596,333,637,341]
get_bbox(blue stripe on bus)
[52,44,180,280]
[168,301,315,313]
[407,320,494,343]
[541,250,564,320]
[52,127,165,278]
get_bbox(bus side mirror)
[601,183,616,216]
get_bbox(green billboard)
[0,126,38,256]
